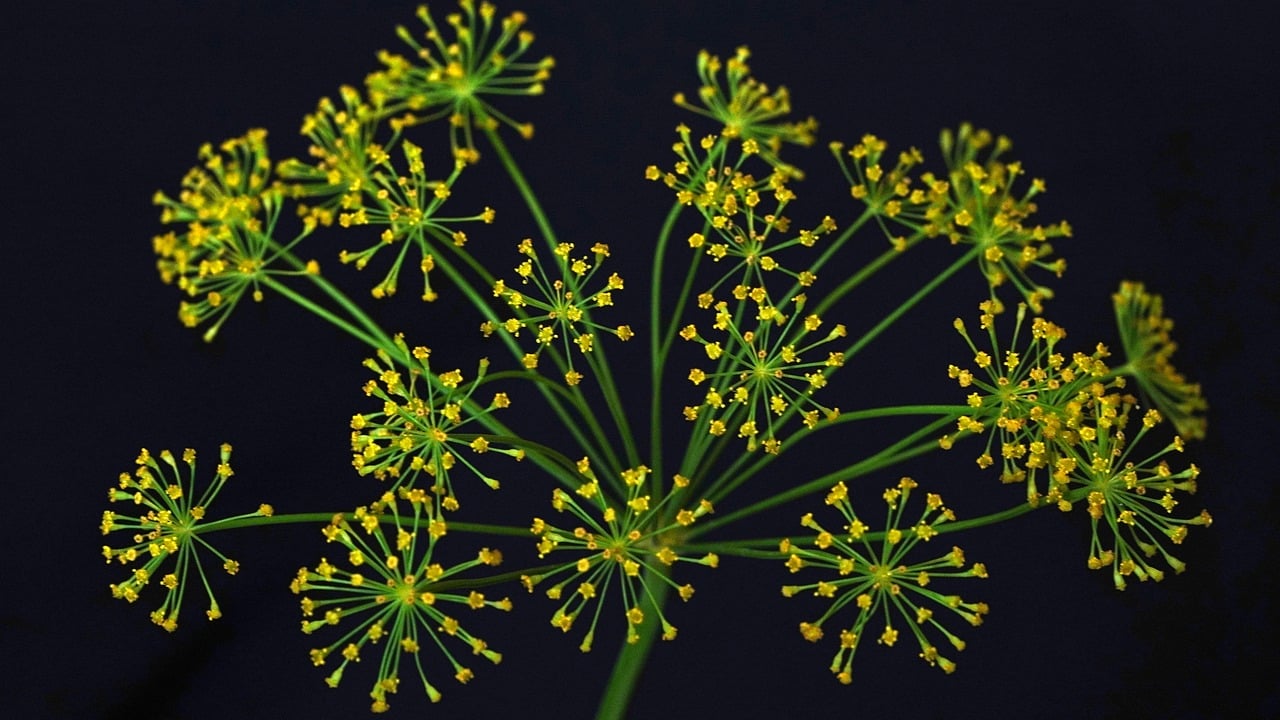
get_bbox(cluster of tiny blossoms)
[832,125,1071,311]
[682,291,848,453]
[484,238,633,386]
[365,1,554,163]
[521,460,718,651]
[1112,281,1207,440]
[782,478,989,682]
[152,130,320,340]
[278,83,499,302]
[945,298,1210,588]
[672,46,817,177]
[292,489,509,711]
[102,444,273,630]
[351,334,521,507]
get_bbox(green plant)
[102,2,1211,715]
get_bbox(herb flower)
[834,125,1071,311]
[366,0,554,163]
[782,478,989,682]
[944,302,1120,504]
[486,238,633,385]
[351,334,520,507]
[102,444,270,630]
[1112,281,1207,440]
[1053,400,1211,590]
[673,46,816,176]
[521,461,716,651]
[292,490,509,711]
[152,130,319,340]
[683,291,847,453]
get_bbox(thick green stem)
[595,568,671,720]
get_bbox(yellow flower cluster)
[782,478,989,683]
[365,0,554,163]
[292,490,509,712]
[672,46,816,176]
[683,291,847,453]
[484,239,633,386]
[102,444,268,630]
[1112,281,1207,440]
[520,460,716,651]
[832,125,1071,311]
[946,300,1210,588]
[646,124,838,293]
[350,334,521,507]
[152,130,318,340]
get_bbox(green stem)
[595,567,671,720]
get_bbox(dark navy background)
[6,2,1277,717]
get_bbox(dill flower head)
[646,124,839,291]
[277,84,400,221]
[782,478,989,683]
[152,130,320,340]
[520,460,716,652]
[365,1,554,163]
[1112,281,1207,440]
[1052,399,1210,590]
[833,125,1071,312]
[485,238,633,386]
[683,290,847,454]
[292,490,509,711]
[673,46,817,176]
[943,302,1123,504]
[102,444,271,631]
[351,334,520,507]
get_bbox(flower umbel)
[1054,401,1210,590]
[152,130,319,340]
[486,238,632,385]
[782,478,989,683]
[673,46,816,176]
[102,444,267,630]
[833,125,1071,311]
[366,1,554,163]
[351,334,519,506]
[1112,281,1207,440]
[293,490,509,711]
[521,461,715,651]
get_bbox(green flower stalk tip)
[102,444,274,631]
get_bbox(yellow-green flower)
[683,291,847,453]
[365,0,554,163]
[520,460,715,651]
[673,46,816,176]
[101,444,270,631]
[152,130,319,340]
[351,334,519,507]
[292,490,509,711]
[833,125,1071,311]
[1052,399,1210,590]
[782,478,989,683]
[1112,281,1207,440]
[485,238,632,386]
[943,301,1120,504]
